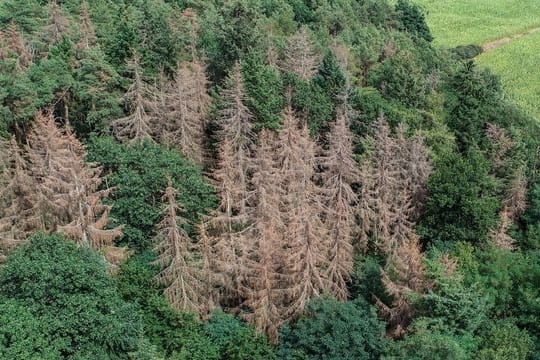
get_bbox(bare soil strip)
[482,27,540,51]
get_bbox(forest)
[0,0,539,359]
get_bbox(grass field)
[412,0,540,47]
[476,30,540,119]
[410,0,540,119]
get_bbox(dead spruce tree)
[359,115,431,337]
[154,180,211,316]
[359,115,399,253]
[484,124,526,250]
[76,0,97,51]
[379,231,427,338]
[0,138,40,260]
[43,1,70,45]
[491,169,527,250]
[208,137,249,301]
[281,28,320,80]
[242,129,285,343]
[5,21,32,69]
[156,58,211,164]
[27,112,123,250]
[112,54,156,143]
[320,107,359,300]
[276,107,329,319]
[215,62,254,215]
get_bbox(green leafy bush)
[279,297,387,360]
[0,233,140,359]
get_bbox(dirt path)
[482,26,540,52]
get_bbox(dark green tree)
[419,149,500,245]
[476,321,535,360]
[205,312,278,360]
[445,62,502,151]
[86,137,216,251]
[279,297,388,360]
[242,54,284,130]
[395,0,433,42]
[0,233,140,358]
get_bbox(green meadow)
[413,0,540,46]
[412,0,540,119]
[476,31,540,119]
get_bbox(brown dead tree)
[157,59,210,164]
[491,168,527,250]
[112,54,157,143]
[208,137,250,300]
[5,21,32,69]
[154,180,211,316]
[281,28,320,80]
[276,108,329,319]
[241,129,285,342]
[359,115,431,337]
[76,0,97,51]
[319,106,359,300]
[43,1,70,44]
[215,62,254,215]
[27,112,123,249]
[0,138,41,260]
